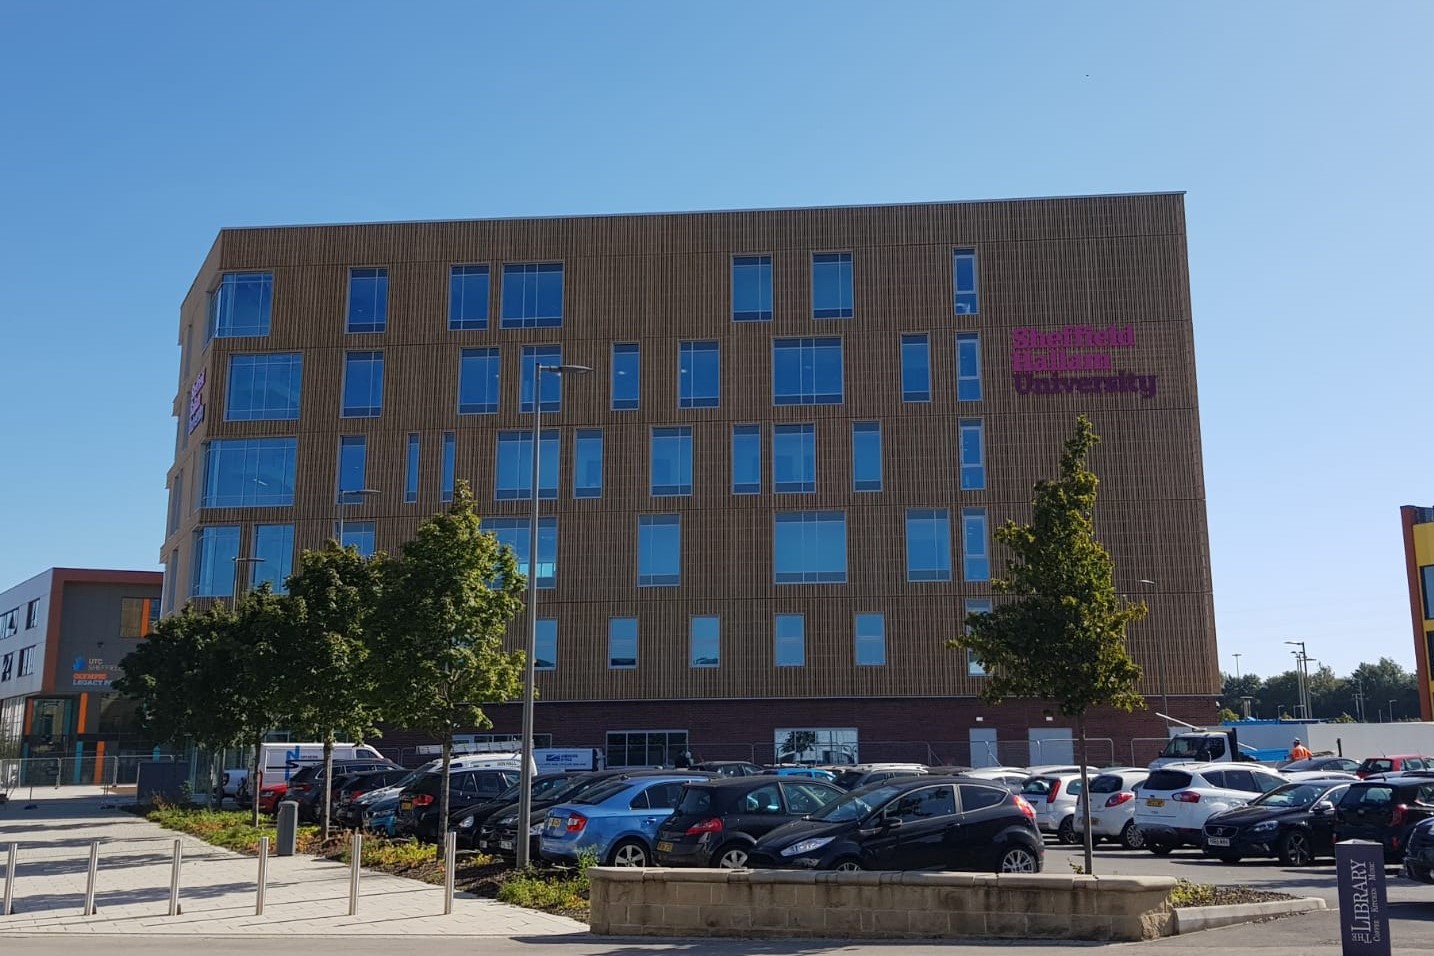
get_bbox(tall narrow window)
[855,613,886,666]
[340,521,376,557]
[905,508,953,582]
[609,617,638,669]
[207,272,273,340]
[162,549,178,614]
[851,421,882,492]
[253,524,295,593]
[962,508,990,582]
[202,438,297,507]
[611,343,640,410]
[732,255,773,321]
[690,616,720,668]
[965,598,992,676]
[678,341,720,408]
[483,517,558,588]
[773,423,816,494]
[731,425,761,495]
[337,436,367,501]
[959,419,986,490]
[458,348,501,414]
[953,248,979,314]
[191,526,240,596]
[901,334,931,402]
[773,338,843,406]
[167,470,184,534]
[441,431,455,503]
[501,262,563,328]
[637,514,681,586]
[957,333,983,401]
[535,619,557,670]
[775,614,806,667]
[574,429,603,499]
[812,252,853,318]
[449,264,490,330]
[226,353,303,420]
[495,430,559,500]
[773,512,848,584]
[347,267,388,333]
[405,433,420,503]
[521,345,563,413]
[342,351,384,417]
[650,426,693,496]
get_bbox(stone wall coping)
[590,867,1178,895]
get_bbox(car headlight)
[499,815,516,825]
[1249,820,1278,833]
[529,823,544,836]
[780,836,835,857]
[459,816,475,829]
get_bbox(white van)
[255,742,387,791]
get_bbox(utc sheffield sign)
[1010,324,1158,399]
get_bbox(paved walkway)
[0,790,586,936]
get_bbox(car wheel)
[1278,829,1314,867]
[1148,844,1173,857]
[1216,853,1243,865]
[1120,821,1145,850]
[1056,816,1076,845]
[608,839,650,867]
[713,844,751,869]
[830,857,864,873]
[997,846,1040,873]
[1407,864,1433,884]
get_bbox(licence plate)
[546,817,563,833]
[1207,836,1230,847]
[499,839,514,850]
[477,840,488,850]
[656,841,673,853]
[399,799,413,811]
[1088,816,1100,828]
[1145,798,1165,808]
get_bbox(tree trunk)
[252,732,263,828]
[438,730,453,861]
[1079,716,1094,875]
[322,735,334,841]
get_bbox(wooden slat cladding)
[164,194,1218,705]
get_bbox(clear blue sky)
[1,2,1429,680]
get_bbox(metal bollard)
[256,837,269,915]
[347,831,363,916]
[83,841,99,916]
[168,839,182,916]
[442,831,456,916]
[275,801,298,857]
[3,843,15,917]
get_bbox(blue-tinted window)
[812,252,853,318]
[484,516,557,588]
[611,343,640,410]
[906,508,952,582]
[449,264,490,330]
[855,613,886,666]
[208,272,273,340]
[405,434,420,503]
[609,617,638,669]
[960,419,985,490]
[732,255,773,321]
[191,526,239,596]
[678,341,720,408]
[459,348,500,415]
[501,262,563,328]
[773,337,843,406]
[202,438,297,507]
[650,426,692,496]
[342,351,384,417]
[495,429,559,500]
[337,436,367,501]
[252,524,293,594]
[521,345,563,413]
[340,520,376,557]
[965,598,992,676]
[953,249,979,315]
[638,514,681,587]
[773,423,815,494]
[690,616,720,668]
[575,429,603,499]
[347,267,388,333]
[441,431,455,503]
[962,508,990,582]
[775,614,805,667]
[852,421,882,492]
[773,511,848,584]
[957,333,982,401]
[226,353,302,421]
[732,424,761,495]
[901,334,931,402]
[535,618,557,670]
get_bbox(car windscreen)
[809,783,907,823]
[1021,777,1054,796]
[1144,770,1193,792]
[1360,759,1393,774]
[1249,783,1325,809]
[676,787,714,815]
[833,771,865,789]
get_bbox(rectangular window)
[346,267,388,333]
[574,429,603,499]
[775,614,805,667]
[855,613,886,666]
[495,430,559,500]
[852,421,882,492]
[17,646,35,677]
[342,351,384,417]
[337,436,367,501]
[963,507,990,582]
[812,252,853,318]
[637,514,681,587]
[953,248,979,315]
[960,419,986,490]
[901,334,931,402]
[459,348,501,415]
[650,426,693,496]
[690,616,720,668]
[957,332,983,401]
[202,438,297,508]
[167,470,184,535]
[405,434,420,503]
[162,550,177,614]
[340,521,375,557]
[253,524,295,593]
[226,353,302,421]
[774,511,848,584]
[608,618,638,669]
[906,508,953,582]
[25,599,39,629]
[501,262,563,328]
[521,345,563,413]
[535,619,557,670]
[449,264,490,330]
[119,598,157,639]
[0,610,15,637]
[966,598,992,676]
[1422,566,1434,619]
[207,272,273,339]
[483,517,558,588]
[611,343,640,410]
[678,341,720,408]
[606,730,687,768]
[732,255,773,321]
[773,423,816,494]
[1,654,11,682]
[731,425,761,495]
[191,525,240,596]
[773,337,843,406]
[441,432,455,503]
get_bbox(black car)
[451,772,574,850]
[655,777,845,868]
[1278,755,1361,774]
[690,761,767,777]
[332,768,413,827]
[747,776,1043,873]
[396,768,519,841]
[1201,780,1351,865]
[1335,774,1434,861]
[286,758,402,823]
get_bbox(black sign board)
[1335,839,1391,956]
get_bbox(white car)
[1072,768,1149,849]
[962,767,1033,790]
[1133,762,1288,854]
[1021,772,1087,843]
[1285,770,1359,783]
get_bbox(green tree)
[950,416,1146,875]
[374,481,527,856]
[1219,673,1264,719]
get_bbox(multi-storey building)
[162,193,1218,768]
[1402,505,1434,721]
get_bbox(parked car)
[396,768,519,841]
[746,776,1043,873]
[654,777,844,868]
[691,761,766,777]
[768,766,839,783]
[539,774,709,866]
[1133,763,1288,854]
[1279,755,1361,774]
[211,769,248,807]
[1201,779,1352,865]
[1401,817,1434,882]
[332,768,413,827]
[1021,772,1086,844]
[1335,774,1434,860]
[1024,765,1082,777]
[831,764,928,791]
[960,767,1033,791]
[450,772,575,850]
[1356,756,1434,779]
[286,757,402,823]
[347,771,425,830]
[364,797,400,837]
[1072,768,1148,849]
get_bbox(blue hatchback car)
[539,774,708,867]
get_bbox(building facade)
[1401,505,1434,721]
[163,194,1218,767]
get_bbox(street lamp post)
[336,488,381,549]
[1284,641,1310,721]
[1390,700,1398,723]
[1232,653,1242,682]
[516,363,591,871]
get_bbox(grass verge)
[1167,879,1295,908]
[141,805,324,855]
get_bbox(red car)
[1357,755,1434,778]
[257,782,288,814]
